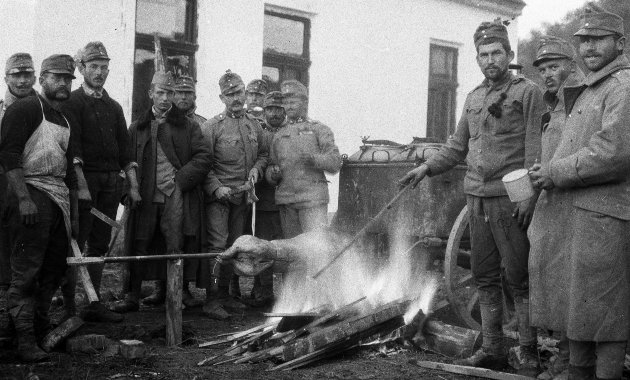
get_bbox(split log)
[198,321,278,348]
[412,361,534,380]
[41,316,84,352]
[119,339,146,359]
[263,312,322,317]
[197,327,274,366]
[70,239,99,303]
[166,259,183,346]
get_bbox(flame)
[267,222,440,322]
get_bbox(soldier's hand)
[248,168,259,184]
[127,187,142,210]
[528,163,554,190]
[214,186,232,201]
[266,165,282,183]
[512,196,537,230]
[77,187,92,209]
[399,164,429,189]
[19,197,39,225]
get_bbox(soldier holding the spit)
[400,20,544,375]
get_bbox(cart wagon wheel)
[444,205,481,331]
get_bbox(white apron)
[22,97,72,238]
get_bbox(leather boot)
[217,286,246,311]
[10,304,49,362]
[109,293,140,313]
[80,301,124,323]
[142,280,166,305]
[203,285,230,320]
[514,297,540,376]
[454,289,506,369]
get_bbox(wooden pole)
[412,361,534,380]
[67,252,222,266]
[166,259,183,346]
[312,184,411,279]
[70,239,99,303]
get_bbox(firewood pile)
[196,297,420,370]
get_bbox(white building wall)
[266,0,521,210]
[0,0,521,212]
[0,0,136,124]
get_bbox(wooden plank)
[198,321,278,348]
[165,259,183,346]
[413,361,534,380]
[263,312,322,317]
[70,239,99,303]
[197,327,274,366]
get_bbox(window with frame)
[262,11,311,92]
[132,0,198,121]
[427,44,458,142]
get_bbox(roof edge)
[449,0,526,18]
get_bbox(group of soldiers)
[400,4,630,379]
[0,3,628,379]
[0,40,341,362]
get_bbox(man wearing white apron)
[0,54,78,362]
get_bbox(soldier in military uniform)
[174,75,207,125]
[243,91,287,307]
[400,21,545,374]
[200,70,268,319]
[244,79,267,121]
[527,36,584,379]
[0,53,37,341]
[266,80,341,239]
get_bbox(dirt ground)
[0,261,524,380]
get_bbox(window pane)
[137,0,187,41]
[430,45,456,79]
[263,66,280,91]
[264,14,304,57]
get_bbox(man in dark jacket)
[61,41,133,323]
[111,71,210,312]
[0,53,37,338]
[530,5,630,378]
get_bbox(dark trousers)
[0,211,11,292]
[467,195,530,299]
[205,200,247,289]
[6,186,69,331]
[78,171,121,257]
[63,171,121,298]
[129,187,184,297]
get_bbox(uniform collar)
[583,54,630,87]
[482,71,513,90]
[288,116,306,124]
[152,105,172,120]
[82,82,104,98]
[263,120,287,132]
[226,109,245,118]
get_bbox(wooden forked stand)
[67,252,221,346]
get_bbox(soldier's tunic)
[424,72,544,300]
[546,55,630,342]
[269,117,341,238]
[528,69,584,332]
